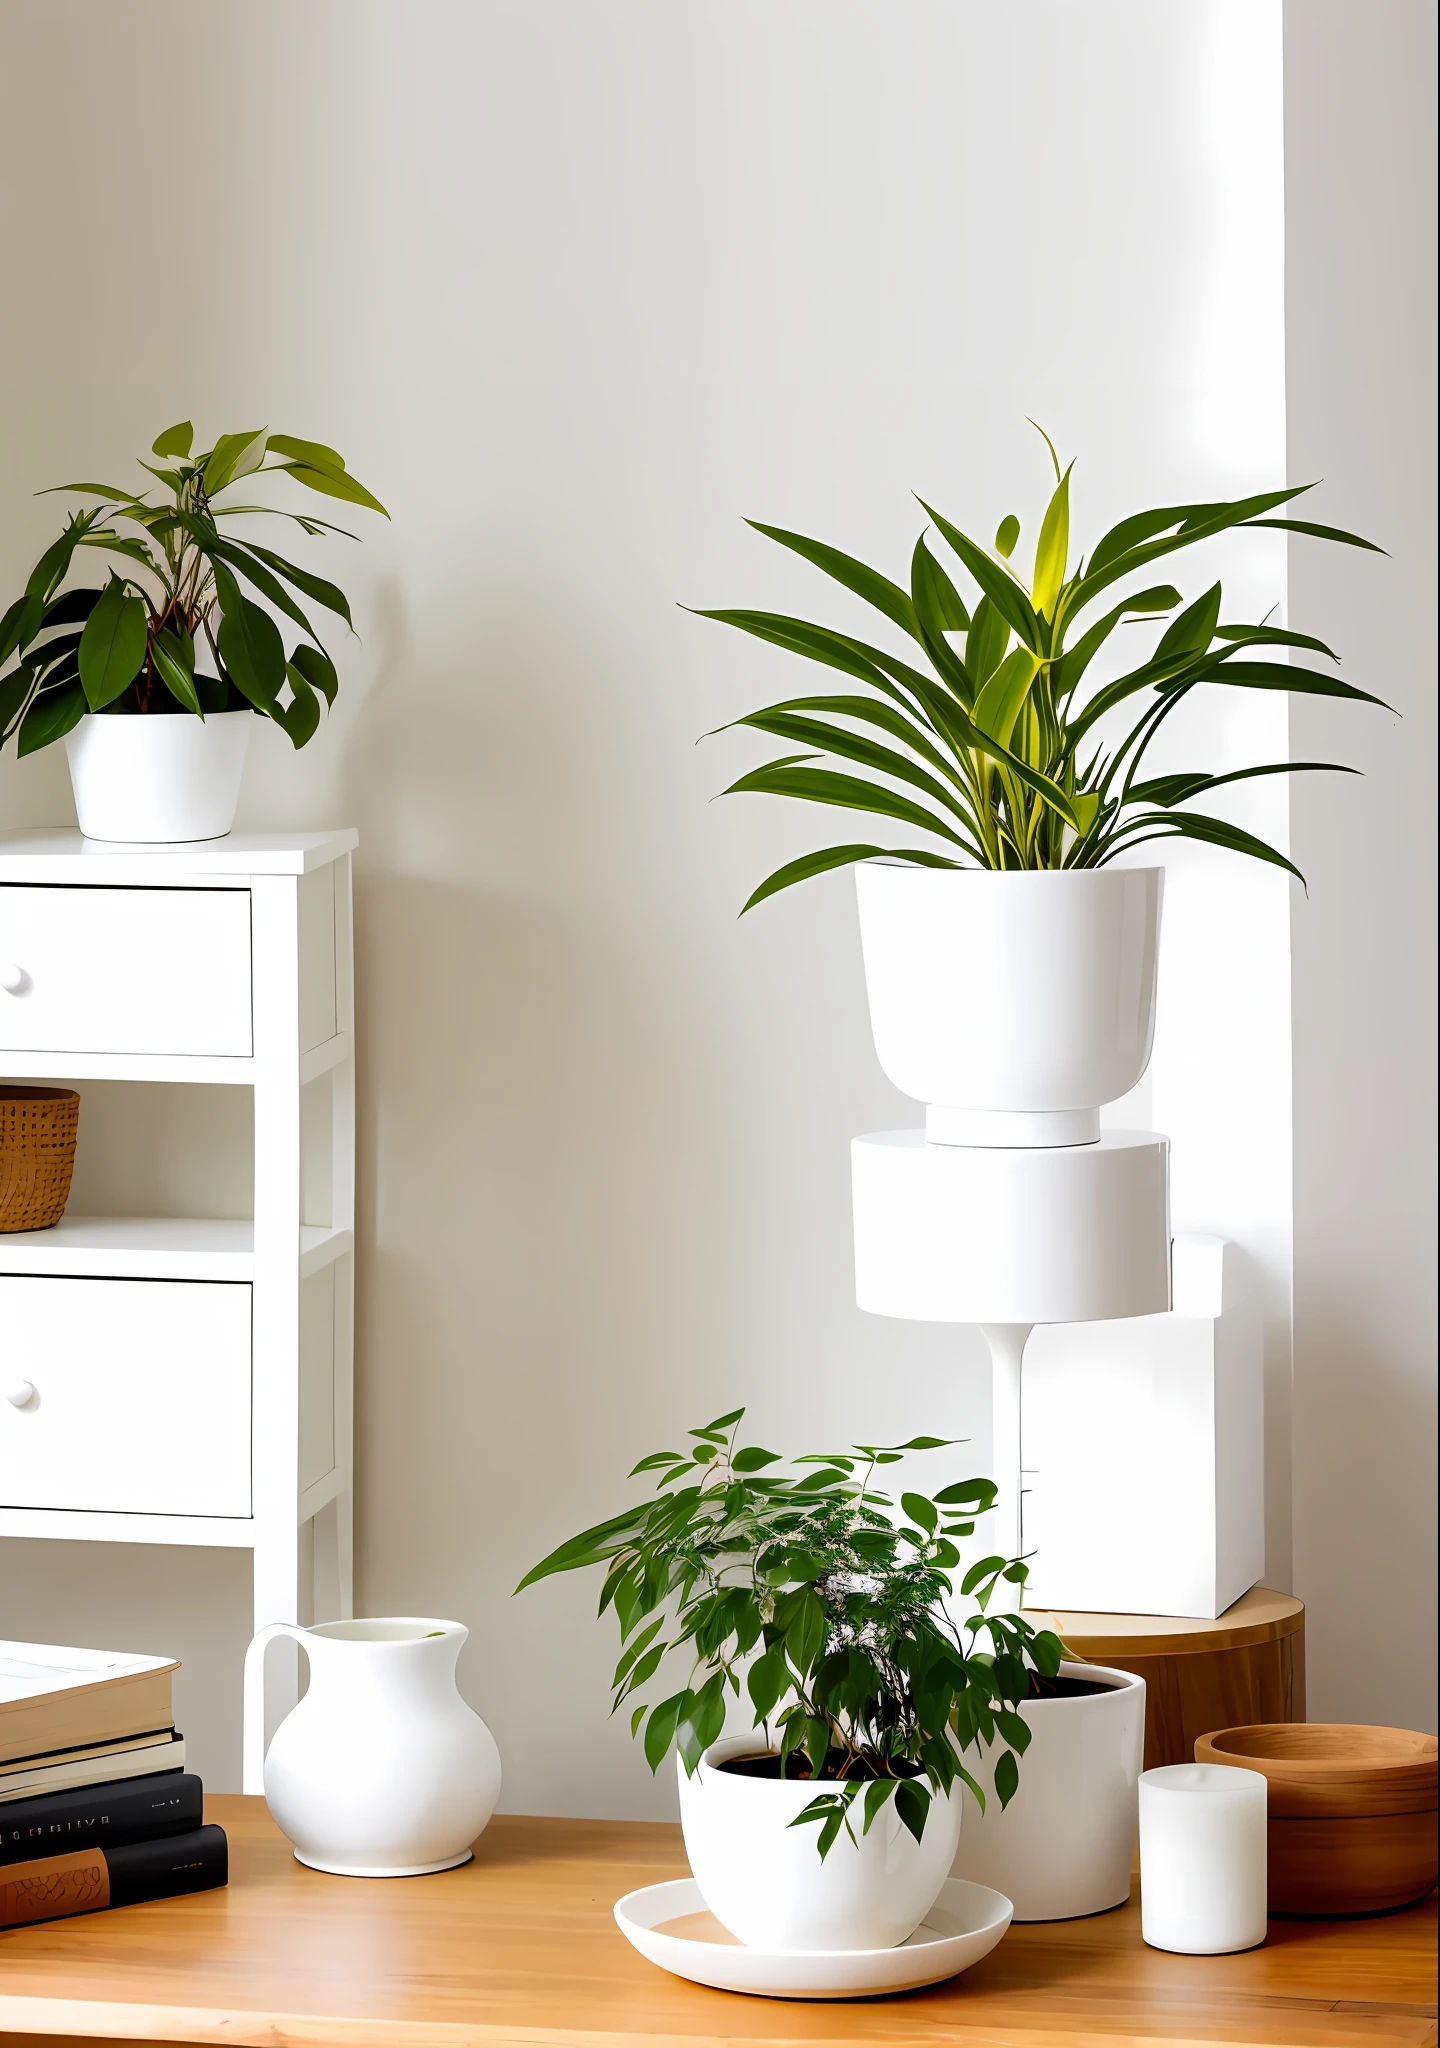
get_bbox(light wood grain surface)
[0,1796,1433,2048]
[1033,1587,1305,1660]
[1032,1590,1307,1771]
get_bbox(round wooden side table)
[1027,1586,1306,1770]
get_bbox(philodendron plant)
[518,1408,1064,1857]
[0,421,387,758]
[697,429,1384,909]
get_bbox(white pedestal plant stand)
[850,1126,1169,1918]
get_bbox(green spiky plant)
[696,429,1384,910]
[518,1408,1064,1859]
[0,420,387,759]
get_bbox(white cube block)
[1021,1235,1263,1620]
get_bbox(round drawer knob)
[5,1380,36,1409]
[0,963,25,994]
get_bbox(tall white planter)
[678,1735,963,1951]
[949,1662,1145,1920]
[64,710,252,843]
[855,864,1163,1147]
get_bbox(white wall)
[0,1,1319,1807]
[1284,0,1438,1733]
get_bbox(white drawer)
[0,885,252,1055]
[0,1276,251,1516]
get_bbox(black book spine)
[0,1771,199,1866]
[107,1824,228,1909]
[0,1824,226,1929]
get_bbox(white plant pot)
[244,1618,502,1877]
[854,864,1164,1147]
[677,1735,963,1952]
[64,710,253,843]
[949,1661,1146,1920]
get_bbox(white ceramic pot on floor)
[64,709,253,842]
[854,864,1163,1148]
[244,1618,502,1877]
[678,1735,963,1951]
[949,1662,1145,1919]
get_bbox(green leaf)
[894,1777,931,1845]
[721,758,974,849]
[994,515,1020,560]
[151,421,193,457]
[745,519,918,640]
[1031,463,1073,620]
[0,593,43,666]
[26,529,82,603]
[277,663,322,749]
[995,1709,1032,1754]
[205,428,269,495]
[965,595,1011,692]
[77,580,148,710]
[1154,582,1221,664]
[239,542,353,627]
[1199,659,1389,709]
[612,1616,665,1688]
[1109,809,1305,883]
[731,1446,781,1472]
[911,534,970,631]
[740,842,959,913]
[971,646,1039,750]
[288,642,339,706]
[730,709,978,827]
[214,568,285,709]
[901,1491,938,1533]
[643,1691,689,1772]
[676,1674,726,1774]
[994,1748,1020,1809]
[747,1645,791,1722]
[785,1593,829,1675]
[918,500,1043,653]
[961,1555,1006,1597]
[1243,516,1385,553]
[151,629,202,715]
[513,1506,645,1591]
[266,433,347,473]
[277,462,389,518]
[37,482,143,502]
[17,680,85,755]
[1129,761,1356,809]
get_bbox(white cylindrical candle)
[1139,1763,1267,1954]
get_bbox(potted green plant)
[697,434,1383,1144]
[517,1407,1065,1953]
[0,421,387,843]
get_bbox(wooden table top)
[1033,1587,1307,1660]
[0,1796,1432,2048]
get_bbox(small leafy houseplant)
[0,420,387,760]
[697,429,1384,910]
[518,1409,1063,1863]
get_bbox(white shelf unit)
[0,829,357,1790]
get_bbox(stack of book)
[1,1639,227,1930]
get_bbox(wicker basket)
[0,1087,81,1232]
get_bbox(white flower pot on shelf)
[64,709,252,843]
[854,864,1164,1148]
[949,1661,1145,1921]
[678,1735,963,1952]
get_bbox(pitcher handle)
[243,1622,309,1795]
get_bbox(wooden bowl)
[1195,1724,1438,1915]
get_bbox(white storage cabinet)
[0,830,357,1788]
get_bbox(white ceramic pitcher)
[244,1617,502,1876]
